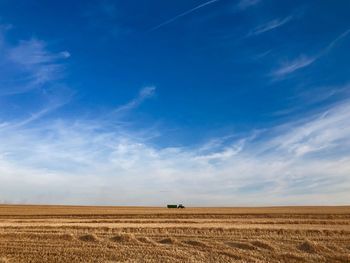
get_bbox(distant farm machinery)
[167,204,185,209]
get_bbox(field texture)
[0,205,349,262]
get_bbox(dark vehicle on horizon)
[167,204,185,208]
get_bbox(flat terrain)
[0,205,349,262]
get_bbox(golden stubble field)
[0,205,349,262]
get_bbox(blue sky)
[0,0,349,206]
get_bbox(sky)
[0,0,349,206]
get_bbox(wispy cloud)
[268,101,350,158]
[0,24,72,128]
[1,98,350,205]
[249,15,293,36]
[271,29,350,78]
[113,86,156,115]
[320,28,350,56]
[272,55,316,77]
[147,0,221,32]
[2,91,73,131]
[273,83,350,117]
[0,31,70,96]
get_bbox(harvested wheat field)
[0,205,349,262]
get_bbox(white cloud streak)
[321,28,350,56]
[2,95,72,130]
[271,29,350,78]
[147,0,221,32]
[272,55,316,77]
[249,15,293,36]
[113,86,156,115]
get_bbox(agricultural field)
[0,205,349,262]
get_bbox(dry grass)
[0,205,349,262]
